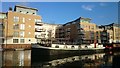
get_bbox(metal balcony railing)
[35,35,41,38]
[35,20,43,25]
[78,31,84,35]
[35,28,45,32]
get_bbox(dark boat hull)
[32,47,104,56]
[31,46,105,62]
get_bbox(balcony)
[35,35,41,39]
[35,20,43,25]
[77,28,84,30]
[35,34,46,39]
[60,30,64,33]
[66,28,71,32]
[78,31,84,35]
[66,32,70,35]
[35,28,45,32]
[67,30,70,32]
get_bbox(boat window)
[71,46,75,49]
[85,45,88,48]
[55,45,59,48]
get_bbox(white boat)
[32,43,105,56]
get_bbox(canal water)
[0,50,120,68]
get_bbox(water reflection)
[1,50,31,67]
[1,50,120,68]
[113,52,120,68]
[32,53,113,68]
[0,51,2,68]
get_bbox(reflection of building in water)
[2,50,31,67]
[38,53,105,67]
[83,53,113,68]
[113,54,120,68]
[0,51,2,68]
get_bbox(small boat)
[32,43,105,56]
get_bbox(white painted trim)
[3,38,36,44]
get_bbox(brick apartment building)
[99,23,120,43]
[55,17,120,45]
[56,17,97,44]
[0,5,61,49]
[0,5,42,49]
[1,5,120,49]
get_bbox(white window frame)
[14,16,19,22]
[29,25,31,27]
[13,24,19,29]
[28,32,31,34]
[13,39,19,43]
[23,17,25,23]
[13,31,19,37]
[20,39,24,43]
[20,31,24,37]
[20,24,25,30]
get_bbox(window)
[66,23,70,26]
[77,24,80,29]
[89,26,90,29]
[20,31,24,37]
[13,31,19,37]
[29,19,31,20]
[55,45,59,48]
[13,39,18,43]
[20,39,24,43]
[14,16,19,22]
[20,24,25,30]
[72,22,76,24]
[80,20,83,22]
[71,46,75,49]
[28,32,31,34]
[13,24,19,29]
[29,25,31,27]
[23,17,25,23]
[81,25,84,28]
[91,27,94,30]
[34,19,36,22]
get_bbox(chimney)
[9,7,12,11]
